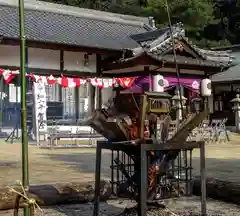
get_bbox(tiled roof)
[210,49,240,82]
[130,23,234,66]
[211,64,240,83]
[152,54,229,67]
[0,0,152,50]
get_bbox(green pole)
[0,77,3,129]
[19,0,29,215]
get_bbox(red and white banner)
[0,68,136,88]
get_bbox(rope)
[13,194,36,216]
[7,180,43,216]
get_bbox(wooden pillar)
[96,54,102,109]
[59,50,64,102]
[95,87,102,109]
[144,66,152,92]
[88,83,95,116]
[75,87,79,120]
[138,95,148,139]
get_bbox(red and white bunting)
[0,68,136,88]
[89,78,116,88]
[59,76,87,88]
[47,75,57,85]
[115,77,136,88]
[0,69,20,84]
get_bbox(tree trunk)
[0,181,111,210]
[193,177,240,204]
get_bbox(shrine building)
[0,0,235,132]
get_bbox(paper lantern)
[153,74,164,92]
[201,78,212,97]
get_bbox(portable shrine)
[90,23,233,216]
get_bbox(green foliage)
[41,0,240,48]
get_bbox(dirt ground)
[1,134,240,186]
[0,135,240,215]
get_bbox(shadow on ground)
[0,161,18,168]
[42,151,112,179]
[42,151,240,183]
[192,157,240,183]
[49,202,126,216]
[0,203,126,216]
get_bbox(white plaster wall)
[0,45,101,118]
[0,45,97,73]
[0,45,20,66]
[63,51,96,73]
[0,45,60,70]
[28,48,60,70]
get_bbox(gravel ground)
[164,197,240,216]
[0,197,239,216]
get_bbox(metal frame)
[93,140,206,216]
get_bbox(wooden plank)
[97,140,202,150]
[170,111,207,144]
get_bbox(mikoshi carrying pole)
[19,0,30,215]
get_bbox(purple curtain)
[122,76,200,94]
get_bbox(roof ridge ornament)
[148,25,185,53]
[148,17,157,29]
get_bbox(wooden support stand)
[93,140,207,216]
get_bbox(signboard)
[33,81,47,135]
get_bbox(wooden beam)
[103,56,224,76]
[0,65,98,77]
[102,54,155,71]
[103,70,206,78]
[1,38,121,55]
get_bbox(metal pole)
[93,144,102,216]
[200,142,207,216]
[19,0,30,215]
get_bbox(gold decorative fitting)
[175,43,184,52]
